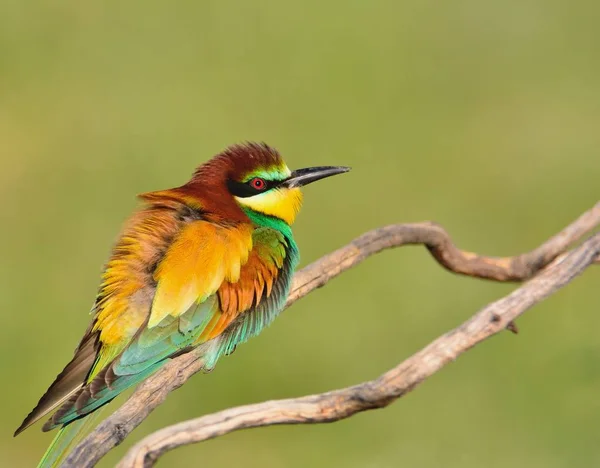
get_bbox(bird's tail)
[37,410,103,468]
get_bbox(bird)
[15,142,350,467]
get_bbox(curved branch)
[119,232,600,468]
[65,201,600,468]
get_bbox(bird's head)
[188,143,350,225]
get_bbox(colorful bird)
[15,142,349,467]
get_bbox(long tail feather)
[37,409,104,468]
[37,421,85,468]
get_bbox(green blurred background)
[2,1,600,466]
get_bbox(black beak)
[282,166,351,188]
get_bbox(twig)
[64,201,600,467]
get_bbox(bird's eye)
[249,178,266,190]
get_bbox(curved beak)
[282,166,351,188]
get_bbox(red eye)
[250,178,266,190]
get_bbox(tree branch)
[65,201,600,468]
[119,232,600,468]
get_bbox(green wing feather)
[205,217,299,368]
[18,206,298,468]
[46,221,297,429]
[47,296,220,428]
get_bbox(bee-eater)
[15,142,349,467]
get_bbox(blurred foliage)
[2,1,600,467]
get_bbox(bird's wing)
[112,226,294,377]
[15,205,182,436]
[204,226,298,369]
[43,219,293,430]
[148,220,253,327]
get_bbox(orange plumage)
[15,142,349,468]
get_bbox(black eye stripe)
[227,178,281,198]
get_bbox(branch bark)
[65,201,600,468]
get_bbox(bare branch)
[119,232,600,468]
[64,201,600,468]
